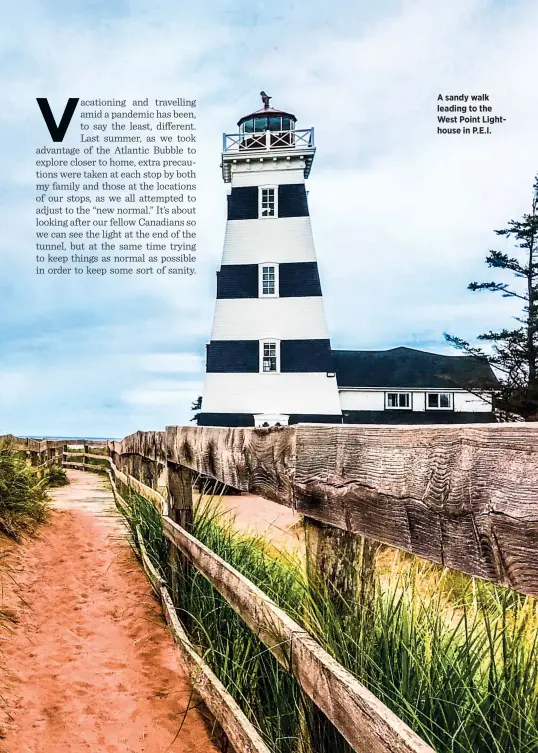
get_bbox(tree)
[190,395,202,423]
[445,174,538,420]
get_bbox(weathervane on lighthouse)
[260,91,271,108]
[198,95,341,427]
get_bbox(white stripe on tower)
[210,298,329,341]
[222,217,317,264]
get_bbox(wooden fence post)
[304,520,381,602]
[156,463,169,507]
[166,462,193,609]
[83,443,89,470]
[303,517,381,751]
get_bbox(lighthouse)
[197,94,342,427]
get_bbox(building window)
[260,340,279,373]
[259,186,277,218]
[426,392,453,410]
[386,392,411,409]
[259,263,278,297]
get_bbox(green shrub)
[45,464,69,487]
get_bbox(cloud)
[136,353,204,374]
[122,380,203,407]
[0,371,31,407]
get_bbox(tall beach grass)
[0,442,50,541]
[119,480,538,753]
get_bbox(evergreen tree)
[190,395,202,423]
[445,174,538,420]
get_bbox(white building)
[198,96,497,427]
[334,347,496,424]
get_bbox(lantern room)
[238,90,297,134]
[237,108,296,134]
[221,92,315,182]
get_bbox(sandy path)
[207,494,304,554]
[0,470,218,753]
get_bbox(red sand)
[0,471,218,753]
[210,494,304,554]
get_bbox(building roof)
[332,347,498,390]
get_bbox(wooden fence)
[1,435,107,471]
[6,423,538,753]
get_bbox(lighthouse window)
[254,117,268,132]
[259,263,278,296]
[259,186,276,218]
[263,267,275,295]
[261,341,279,373]
[385,392,411,409]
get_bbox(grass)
[45,465,69,487]
[118,480,538,753]
[0,442,49,541]
[88,447,108,456]
[83,457,109,472]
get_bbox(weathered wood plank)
[63,461,108,473]
[167,463,194,608]
[3,437,108,450]
[109,423,538,595]
[136,526,166,594]
[108,459,167,514]
[165,425,296,503]
[293,424,538,594]
[108,472,131,518]
[161,515,435,753]
[131,511,272,753]
[64,452,109,461]
[159,587,272,753]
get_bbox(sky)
[1,0,537,437]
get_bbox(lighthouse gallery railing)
[222,127,315,153]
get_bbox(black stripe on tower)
[197,413,255,427]
[227,185,309,220]
[206,339,334,372]
[197,413,343,427]
[216,262,322,299]
[217,264,258,298]
[279,184,309,217]
[280,262,321,297]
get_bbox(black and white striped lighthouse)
[198,94,342,427]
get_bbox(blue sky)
[1,0,537,437]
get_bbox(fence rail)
[1,435,108,472]
[108,423,538,597]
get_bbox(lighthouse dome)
[238,107,296,133]
[237,94,297,134]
